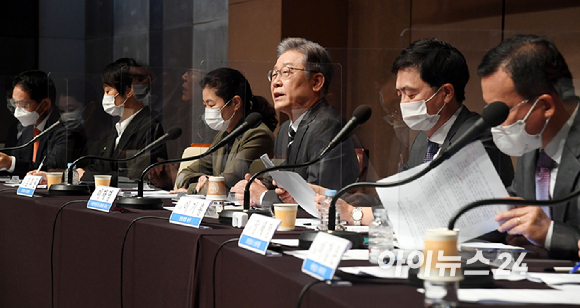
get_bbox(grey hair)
[277,37,334,95]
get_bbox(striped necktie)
[423,140,440,163]
[536,150,554,218]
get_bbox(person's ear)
[311,73,325,93]
[539,93,556,118]
[232,95,243,111]
[441,83,455,104]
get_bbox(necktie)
[33,127,41,163]
[423,140,440,163]
[536,150,553,218]
[288,126,296,148]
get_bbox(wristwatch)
[351,207,363,226]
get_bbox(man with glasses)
[231,37,359,207]
[479,35,580,259]
[0,70,85,177]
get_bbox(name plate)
[169,197,212,228]
[87,186,121,212]
[301,232,352,280]
[238,214,281,255]
[16,175,43,197]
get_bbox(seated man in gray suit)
[231,37,360,207]
[327,39,514,226]
[479,35,580,260]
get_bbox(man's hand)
[27,170,47,185]
[148,157,178,190]
[195,175,209,193]
[230,173,267,207]
[495,197,551,247]
[274,180,298,204]
[0,153,13,170]
[169,187,187,194]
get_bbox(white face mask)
[204,98,235,131]
[61,110,83,123]
[400,87,445,131]
[14,101,45,127]
[132,84,149,100]
[491,97,549,157]
[102,93,127,116]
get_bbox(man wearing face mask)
[394,39,514,188]
[0,70,85,177]
[77,58,167,183]
[478,35,580,260]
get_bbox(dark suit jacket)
[263,99,360,205]
[401,106,514,187]
[176,122,275,194]
[509,109,580,260]
[81,107,167,182]
[11,109,86,177]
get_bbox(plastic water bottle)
[64,163,79,185]
[317,190,336,231]
[368,208,393,264]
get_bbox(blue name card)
[238,214,281,255]
[16,175,43,197]
[87,186,121,212]
[301,232,352,281]
[169,196,212,228]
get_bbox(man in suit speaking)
[231,37,360,207]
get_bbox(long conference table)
[0,188,577,307]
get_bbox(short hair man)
[0,70,85,177]
[231,37,360,207]
[393,38,514,186]
[478,35,580,259]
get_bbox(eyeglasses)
[8,98,31,109]
[267,66,314,82]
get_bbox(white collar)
[428,105,463,145]
[543,104,579,164]
[115,108,143,145]
[290,111,307,133]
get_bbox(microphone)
[49,126,182,196]
[1,119,64,152]
[430,101,509,168]
[115,113,263,210]
[319,105,372,158]
[327,101,511,231]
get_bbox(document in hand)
[260,154,319,218]
[376,141,511,250]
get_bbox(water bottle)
[368,208,393,264]
[64,163,79,185]
[317,190,336,231]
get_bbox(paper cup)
[46,172,63,188]
[206,176,226,200]
[418,228,463,282]
[94,175,112,187]
[274,203,298,231]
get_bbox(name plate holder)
[169,196,213,228]
[16,175,43,197]
[238,214,282,256]
[301,232,352,280]
[87,186,121,212]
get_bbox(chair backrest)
[178,143,212,173]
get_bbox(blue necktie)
[423,141,440,163]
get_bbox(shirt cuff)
[259,190,268,206]
[544,220,554,249]
[7,156,16,173]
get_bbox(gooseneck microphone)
[49,126,182,196]
[242,104,373,210]
[115,113,263,210]
[328,101,510,231]
[1,119,64,152]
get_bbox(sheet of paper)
[260,154,318,218]
[339,265,409,279]
[376,141,511,250]
[461,242,526,251]
[271,239,299,247]
[458,289,580,304]
[526,272,580,285]
[128,190,176,199]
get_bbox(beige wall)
[229,0,580,180]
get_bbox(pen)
[570,262,580,274]
[36,156,46,174]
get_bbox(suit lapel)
[116,108,150,156]
[36,110,61,161]
[442,106,470,150]
[213,131,227,174]
[552,110,580,222]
